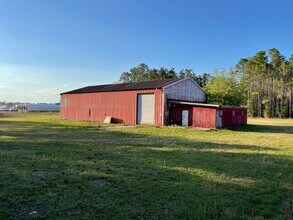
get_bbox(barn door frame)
[136,93,155,125]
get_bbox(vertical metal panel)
[154,90,163,126]
[221,108,247,128]
[192,107,217,128]
[60,89,163,126]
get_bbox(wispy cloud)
[0,63,112,102]
[0,91,11,94]
[29,90,59,96]
[0,84,8,89]
[0,64,42,85]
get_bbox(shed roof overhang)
[168,100,219,108]
[168,100,247,109]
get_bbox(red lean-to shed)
[60,77,247,128]
[168,101,247,128]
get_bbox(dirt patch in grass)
[102,125,135,130]
[89,179,108,186]
[0,112,21,118]
[283,193,293,220]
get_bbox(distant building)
[16,104,60,112]
[0,105,14,112]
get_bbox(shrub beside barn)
[60,78,247,128]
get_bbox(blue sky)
[0,0,292,102]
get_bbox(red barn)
[60,77,247,128]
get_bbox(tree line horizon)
[119,48,293,118]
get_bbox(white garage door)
[137,94,155,125]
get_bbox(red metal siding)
[169,105,216,128]
[154,90,163,126]
[221,108,247,128]
[60,89,163,126]
[169,105,193,126]
[169,104,216,128]
[168,104,247,128]
[192,107,217,128]
[163,94,168,125]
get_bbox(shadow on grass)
[0,119,292,219]
[230,124,293,134]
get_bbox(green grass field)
[0,113,292,219]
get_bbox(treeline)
[119,63,211,88]
[236,49,293,118]
[119,48,293,118]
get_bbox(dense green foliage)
[0,113,292,219]
[236,48,293,118]
[119,63,211,88]
[205,69,245,106]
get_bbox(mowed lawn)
[0,113,292,219]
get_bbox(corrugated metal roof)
[61,78,181,94]
[168,100,247,109]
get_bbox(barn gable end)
[163,78,206,103]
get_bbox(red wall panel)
[169,105,193,126]
[168,105,216,128]
[192,107,217,128]
[60,89,163,126]
[168,104,247,128]
[221,108,247,128]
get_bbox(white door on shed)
[182,110,189,127]
[137,94,155,125]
